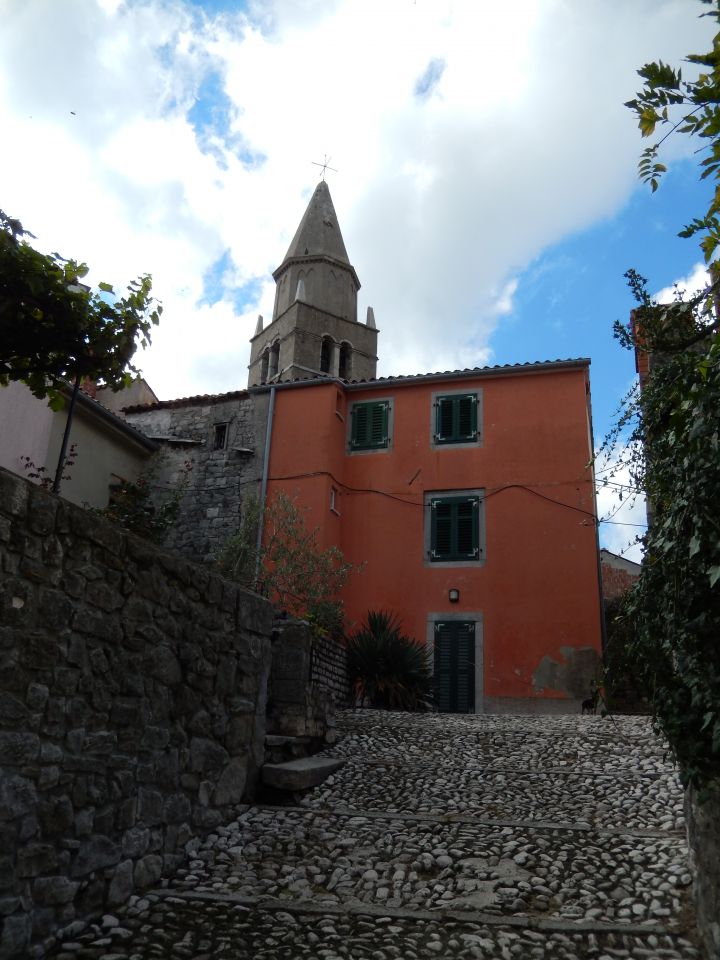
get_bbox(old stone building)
[122,181,374,563]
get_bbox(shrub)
[347,611,433,711]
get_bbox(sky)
[0,0,716,561]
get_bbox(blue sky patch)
[199,250,263,313]
[415,58,446,99]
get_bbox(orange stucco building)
[123,180,603,713]
[259,356,603,714]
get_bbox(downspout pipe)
[52,371,82,495]
[586,379,608,670]
[255,385,276,589]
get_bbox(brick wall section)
[311,633,349,705]
[601,563,640,602]
[124,393,265,564]
[0,467,273,959]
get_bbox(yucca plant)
[346,611,433,710]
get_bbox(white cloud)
[655,262,710,304]
[0,0,714,398]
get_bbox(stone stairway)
[49,710,702,959]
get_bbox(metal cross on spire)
[311,154,338,181]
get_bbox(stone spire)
[280,180,350,267]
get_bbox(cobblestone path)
[51,711,701,959]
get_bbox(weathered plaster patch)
[532,646,600,699]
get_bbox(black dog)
[581,686,600,715]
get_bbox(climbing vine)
[610,276,720,788]
[605,2,720,790]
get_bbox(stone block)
[137,788,163,825]
[214,757,248,805]
[189,737,228,774]
[38,796,74,836]
[146,646,181,686]
[71,835,120,878]
[0,896,20,917]
[85,581,123,613]
[237,592,273,636]
[26,684,49,712]
[0,692,28,725]
[163,793,191,824]
[0,774,37,821]
[261,756,345,791]
[133,853,162,889]
[121,826,150,859]
[17,844,57,878]
[107,858,135,906]
[32,876,79,906]
[0,731,40,765]
[37,588,74,632]
[0,471,29,518]
[0,910,31,959]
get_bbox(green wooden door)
[434,621,475,713]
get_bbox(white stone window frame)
[346,396,394,456]
[423,488,486,568]
[429,388,483,450]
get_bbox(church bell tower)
[248,181,378,386]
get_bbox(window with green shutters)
[430,495,481,561]
[434,393,478,444]
[349,400,390,450]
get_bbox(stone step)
[261,756,345,791]
[171,805,692,927]
[87,891,701,960]
[299,758,684,831]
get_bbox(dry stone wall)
[0,467,273,959]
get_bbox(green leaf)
[98,281,114,293]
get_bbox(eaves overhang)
[249,358,591,396]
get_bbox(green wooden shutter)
[434,621,475,712]
[350,401,389,450]
[370,402,388,446]
[431,496,480,560]
[435,394,477,443]
[456,498,478,558]
[456,395,477,441]
[431,500,453,558]
[436,397,454,441]
[350,404,367,448]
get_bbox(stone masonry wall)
[0,467,273,959]
[123,392,265,564]
[310,633,349,705]
[266,622,348,743]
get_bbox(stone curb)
[149,888,681,936]
[253,802,686,838]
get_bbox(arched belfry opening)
[320,336,334,374]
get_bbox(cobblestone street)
[50,711,701,959]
